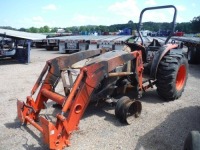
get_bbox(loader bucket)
[40,116,68,149]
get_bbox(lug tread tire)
[184,131,200,150]
[188,47,198,64]
[156,52,188,101]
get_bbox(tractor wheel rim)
[176,65,186,91]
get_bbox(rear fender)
[150,44,181,79]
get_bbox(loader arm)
[31,49,101,95]
[30,50,101,114]
[17,50,143,149]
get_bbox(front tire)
[156,52,188,101]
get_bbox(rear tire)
[188,47,198,64]
[184,131,200,150]
[156,52,188,101]
[46,46,52,51]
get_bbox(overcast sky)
[0,0,199,29]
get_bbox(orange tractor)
[17,5,188,149]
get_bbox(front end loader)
[17,5,188,150]
[17,49,144,149]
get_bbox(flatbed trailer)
[0,29,46,63]
[58,35,108,53]
[58,35,84,53]
[97,35,134,50]
[172,36,200,64]
[45,37,59,50]
[34,39,47,48]
[57,35,135,54]
[45,35,72,51]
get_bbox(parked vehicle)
[17,5,188,149]
[172,36,200,64]
[0,28,46,63]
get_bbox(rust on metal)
[17,49,145,149]
[108,72,133,77]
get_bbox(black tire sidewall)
[188,47,198,64]
[184,131,200,150]
[173,55,188,98]
[156,54,188,101]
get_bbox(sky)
[0,0,199,29]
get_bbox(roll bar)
[137,5,177,45]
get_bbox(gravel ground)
[0,48,200,150]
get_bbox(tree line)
[1,15,199,34]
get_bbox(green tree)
[108,26,117,32]
[18,28,27,32]
[79,26,86,32]
[27,27,39,33]
[0,26,16,30]
[176,22,192,33]
[68,26,79,34]
[43,25,50,33]
[65,28,71,33]
[99,25,108,32]
[14,19,195,34]
[95,26,100,32]
[191,16,200,33]
[128,20,134,24]
[50,27,58,32]
[39,27,45,33]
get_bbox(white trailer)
[58,36,108,53]
[34,39,47,48]
[58,36,80,53]
[46,38,59,50]
[98,35,134,50]
[56,35,135,54]
[0,29,46,63]
[172,36,200,64]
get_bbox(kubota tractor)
[17,5,188,149]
